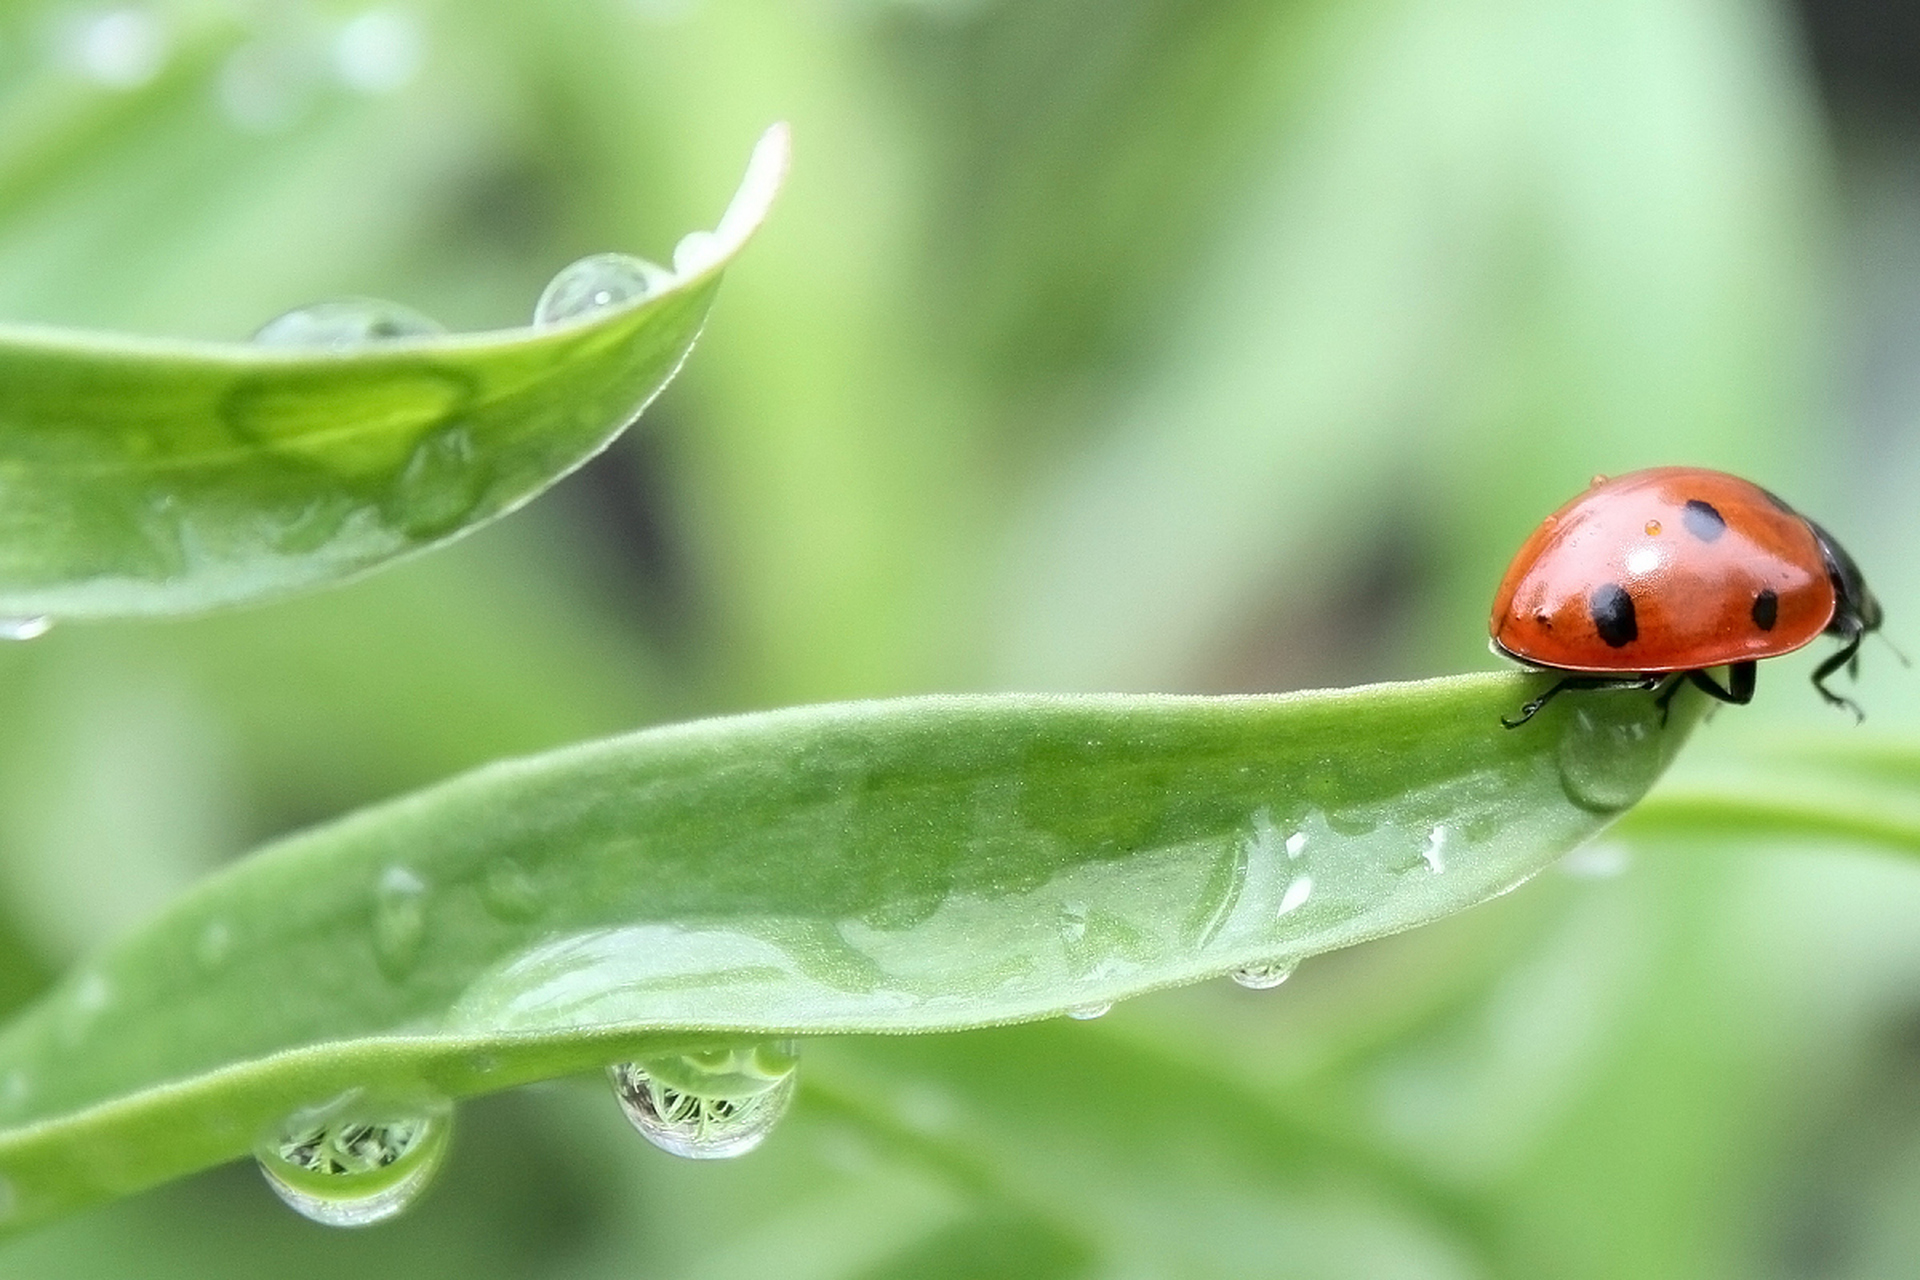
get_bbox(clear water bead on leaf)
[0,617,51,641]
[1556,699,1666,813]
[390,427,487,540]
[371,866,429,980]
[609,1042,798,1160]
[254,1090,453,1227]
[533,254,676,327]
[1229,960,1296,990]
[1067,1002,1113,1020]
[252,299,446,351]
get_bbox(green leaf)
[0,125,790,621]
[0,673,1699,1232]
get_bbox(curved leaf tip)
[670,122,792,280]
[0,124,791,622]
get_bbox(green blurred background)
[2,0,1919,1274]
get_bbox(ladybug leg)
[1686,661,1757,705]
[1812,631,1868,723]
[1502,674,1663,729]
[1652,673,1686,723]
[1730,660,1757,702]
[1654,663,1755,724]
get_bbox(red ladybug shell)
[1490,468,1836,674]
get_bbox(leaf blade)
[0,673,1697,1231]
[0,124,789,619]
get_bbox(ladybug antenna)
[1876,631,1911,669]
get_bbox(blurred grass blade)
[1626,737,1920,855]
[0,124,789,621]
[0,673,1699,1232]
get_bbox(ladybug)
[1491,467,1884,728]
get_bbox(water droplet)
[1058,901,1089,944]
[1277,874,1313,916]
[479,858,539,921]
[1644,519,1662,536]
[1184,828,1250,948]
[1066,1002,1112,1020]
[255,1089,453,1227]
[372,866,428,980]
[609,1042,798,1159]
[67,7,168,89]
[267,495,357,556]
[333,9,423,94]
[533,253,675,326]
[389,425,487,539]
[1556,698,1664,813]
[196,919,233,970]
[0,617,51,641]
[253,299,445,351]
[671,231,721,277]
[1421,824,1448,874]
[1229,960,1296,990]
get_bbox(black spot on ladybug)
[1752,587,1778,631]
[1589,582,1637,647]
[1682,499,1726,542]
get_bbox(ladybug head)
[1806,517,1882,640]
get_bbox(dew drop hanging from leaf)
[608,1042,799,1159]
[1228,959,1296,990]
[253,1090,453,1227]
